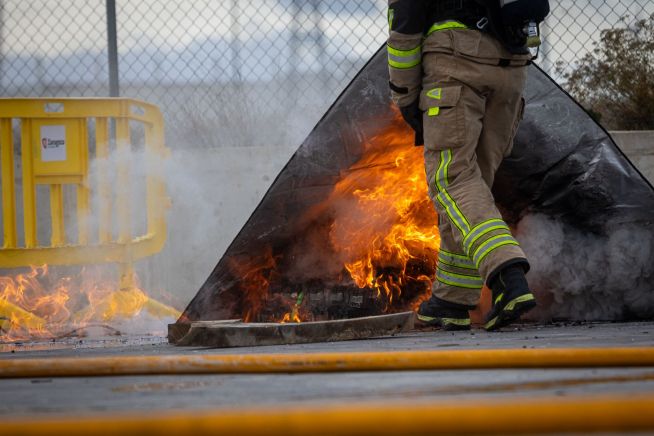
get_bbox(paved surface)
[1,322,653,417]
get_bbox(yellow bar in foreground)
[2,395,654,435]
[2,347,654,379]
[0,118,17,248]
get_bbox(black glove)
[400,99,424,146]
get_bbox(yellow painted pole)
[144,122,160,236]
[76,183,90,245]
[77,119,90,245]
[20,119,37,248]
[0,118,17,248]
[115,117,135,288]
[2,347,654,379]
[95,117,112,244]
[49,184,65,246]
[142,112,168,255]
[2,395,654,435]
[118,261,135,290]
[115,117,131,244]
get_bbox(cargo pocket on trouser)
[420,85,464,150]
[504,97,525,157]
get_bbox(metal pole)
[0,0,5,95]
[106,0,119,97]
[229,0,241,82]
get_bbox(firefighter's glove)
[400,99,424,146]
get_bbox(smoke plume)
[516,213,654,321]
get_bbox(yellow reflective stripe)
[388,58,421,69]
[427,20,468,36]
[437,267,482,283]
[427,88,441,116]
[426,88,442,99]
[387,45,421,58]
[473,234,520,267]
[439,249,470,261]
[388,9,394,31]
[387,44,421,69]
[434,150,470,235]
[438,250,477,270]
[437,268,483,289]
[441,317,471,326]
[504,293,535,311]
[463,219,511,255]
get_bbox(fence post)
[0,1,4,96]
[106,0,119,97]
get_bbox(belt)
[426,18,489,37]
[425,20,532,67]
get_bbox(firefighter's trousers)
[421,30,529,307]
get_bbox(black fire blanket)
[174,46,654,330]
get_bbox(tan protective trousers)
[420,29,529,307]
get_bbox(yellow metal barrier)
[0,98,169,274]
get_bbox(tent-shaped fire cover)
[169,47,654,345]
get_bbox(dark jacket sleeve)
[387,0,425,107]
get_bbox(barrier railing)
[0,98,169,286]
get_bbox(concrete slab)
[611,131,654,184]
[173,312,415,347]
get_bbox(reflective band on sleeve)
[428,107,440,116]
[437,268,484,289]
[463,219,511,256]
[438,250,477,270]
[434,150,470,235]
[427,20,468,36]
[472,234,520,267]
[387,44,422,69]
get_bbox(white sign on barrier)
[40,125,67,162]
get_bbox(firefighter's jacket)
[387,0,532,109]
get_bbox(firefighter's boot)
[484,265,536,331]
[417,296,471,331]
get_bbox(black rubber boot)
[484,265,536,331]
[416,297,472,331]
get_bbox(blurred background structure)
[0,0,652,309]
[1,0,652,145]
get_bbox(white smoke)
[515,213,654,321]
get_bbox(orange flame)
[328,128,439,310]
[229,119,440,322]
[0,265,178,342]
[228,247,279,323]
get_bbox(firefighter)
[387,0,549,331]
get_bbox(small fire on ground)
[0,265,180,342]
[229,119,442,323]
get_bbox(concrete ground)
[1,321,653,418]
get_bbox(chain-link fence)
[1,0,653,149]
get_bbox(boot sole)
[416,314,471,331]
[484,294,537,331]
